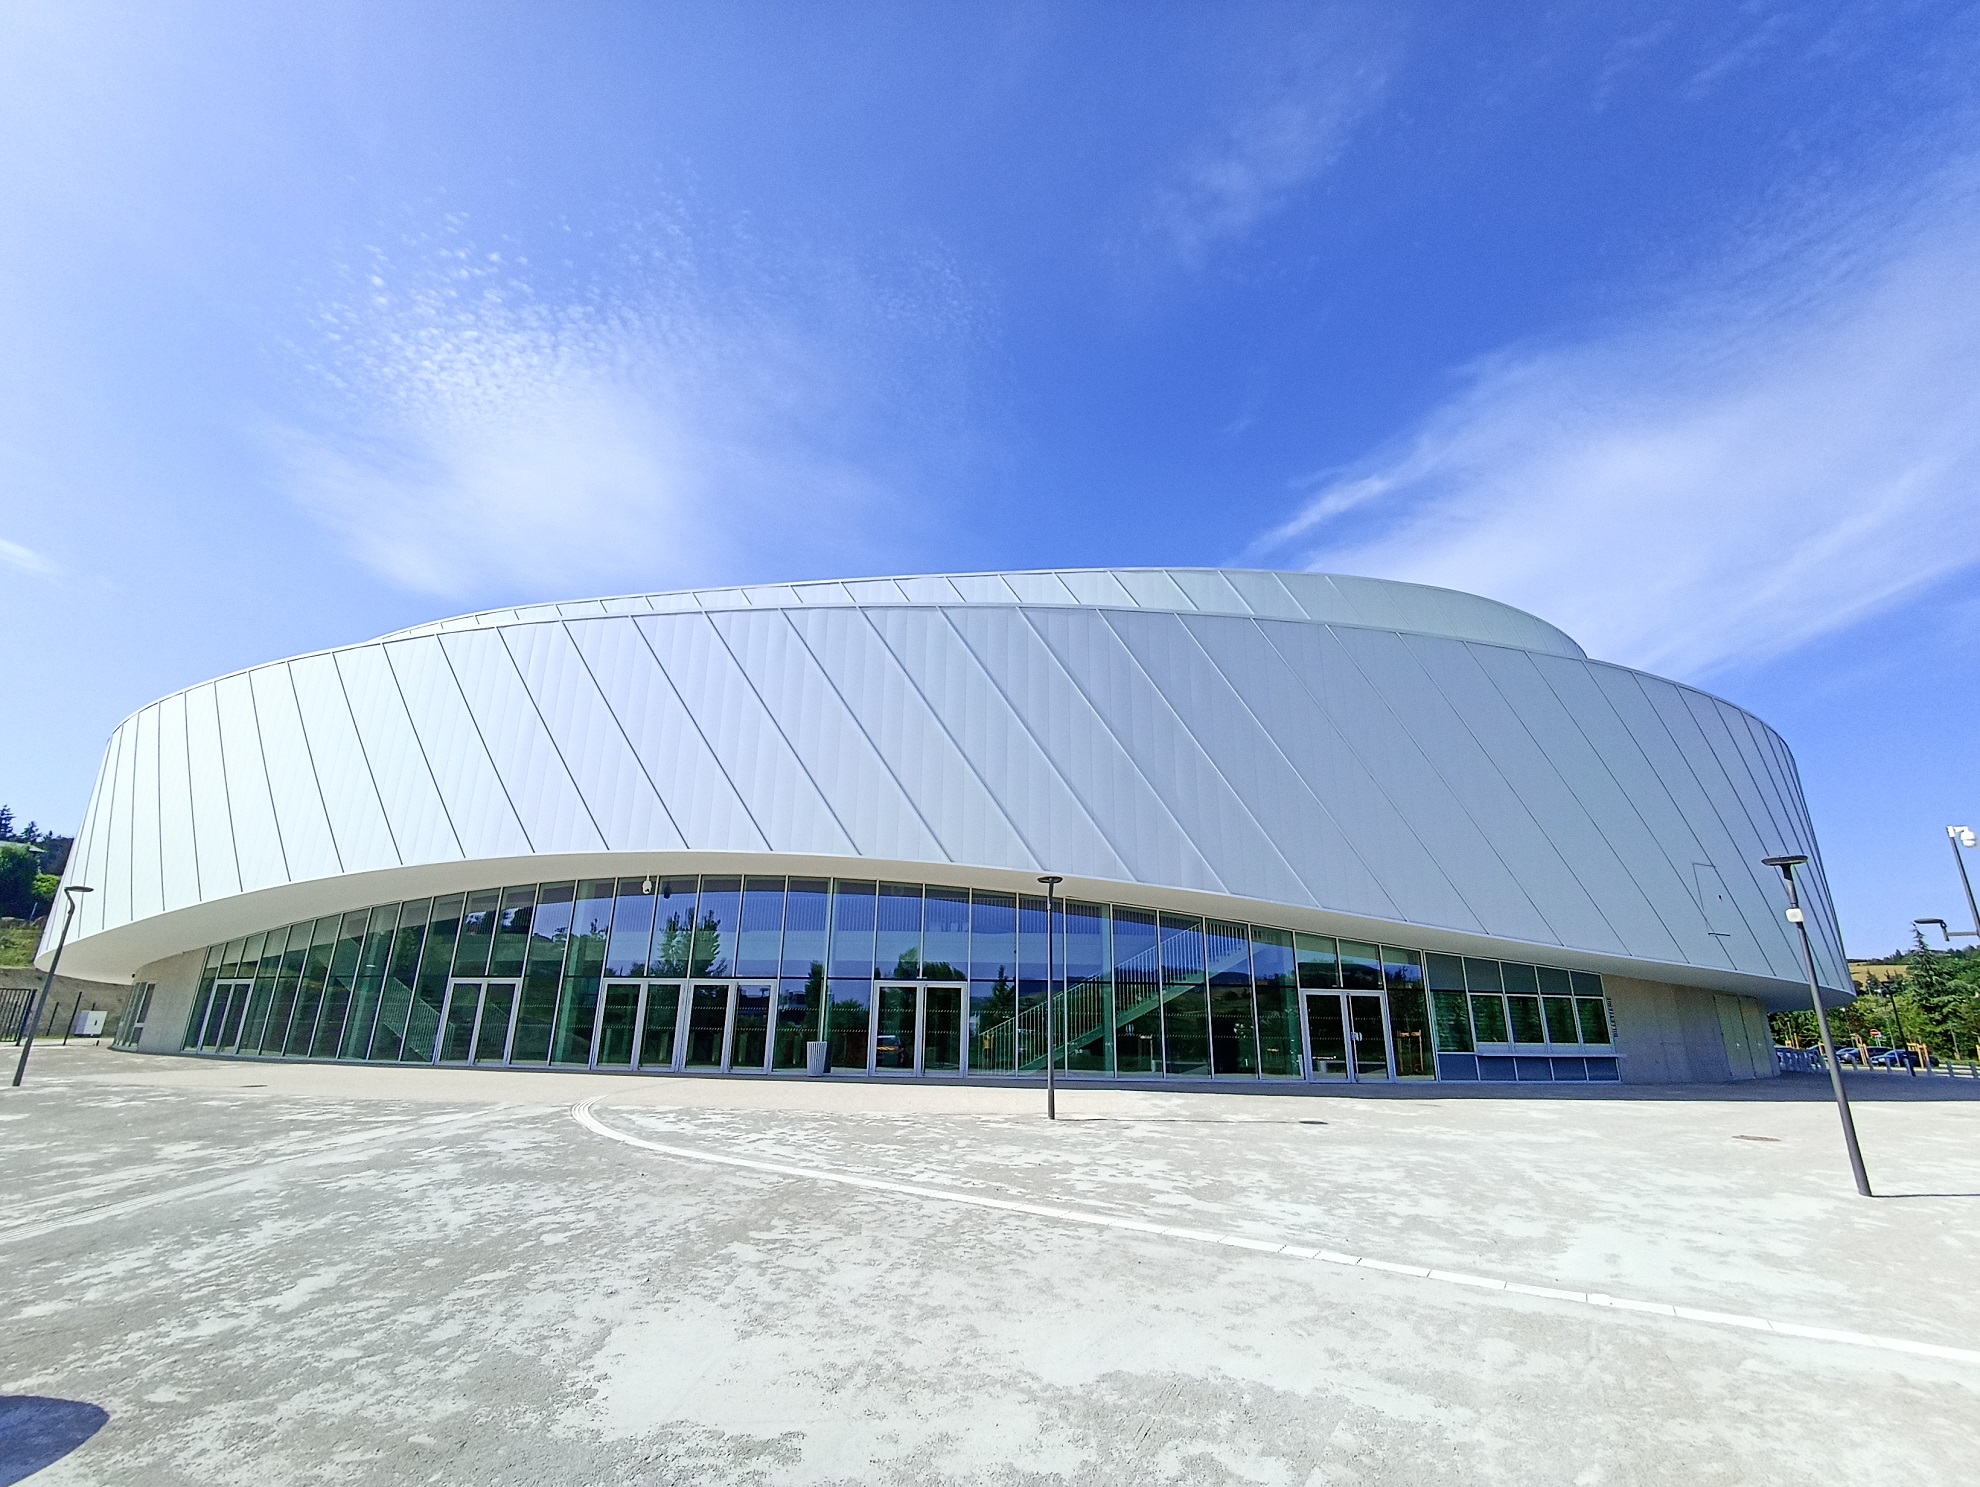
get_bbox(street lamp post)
[1947,826,1980,942]
[1761,856,1869,1197]
[1038,875,1063,1121]
[12,884,93,1089]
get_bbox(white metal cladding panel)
[1460,648,1688,961]
[100,719,137,931]
[59,728,115,942]
[248,666,342,882]
[792,581,855,606]
[332,645,463,867]
[1245,621,1484,931]
[1114,569,1197,610]
[1067,609,1315,908]
[1542,660,1759,970]
[866,607,1132,880]
[636,614,855,856]
[438,632,605,856]
[564,617,766,852]
[382,637,531,862]
[846,578,908,605]
[1221,570,1305,619]
[498,623,683,854]
[1058,570,1135,608]
[289,653,399,875]
[711,610,944,864]
[1312,626,1563,944]
[945,607,1224,894]
[785,607,1035,869]
[896,575,960,604]
[1162,615,1403,919]
[945,573,1015,604]
[155,691,200,912]
[1002,571,1079,606]
[209,675,283,894]
[1392,636,1628,954]
[1168,569,1248,616]
[127,705,163,922]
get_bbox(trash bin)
[805,1040,829,1076]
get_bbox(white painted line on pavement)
[571,1098,1980,1372]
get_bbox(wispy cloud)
[274,208,978,599]
[1255,164,1980,678]
[1148,30,1389,267]
[0,537,53,575]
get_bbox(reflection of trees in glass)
[689,912,727,976]
[891,948,922,980]
[652,912,692,976]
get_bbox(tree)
[0,843,37,919]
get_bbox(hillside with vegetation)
[1775,938,1980,1062]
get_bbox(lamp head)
[1953,826,1977,848]
[1761,854,1808,881]
[64,884,92,898]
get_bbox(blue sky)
[5,1,1979,953]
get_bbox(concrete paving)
[2,1045,1976,1485]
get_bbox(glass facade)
[177,873,1616,1083]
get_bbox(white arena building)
[48,568,1846,1086]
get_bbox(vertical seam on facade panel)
[931,607,1160,886]
[986,607,1227,892]
[1725,702,1843,970]
[1080,609,1320,906]
[1696,699,1798,966]
[148,706,166,919]
[853,606,1048,872]
[700,612,864,854]
[65,728,115,941]
[492,626,610,850]
[86,724,124,938]
[1256,621,1488,928]
[1319,626,1563,941]
[1755,721,1844,969]
[330,650,406,867]
[119,717,138,927]
[556,619,690,851]
[628,616,775,852]
[237,677,292,885]
[1477,651,1689,958]
[279,664,347,875]
[379,642,468,861]
[772,609,953,862]
[178,694,203,903]
[433,636,537,854]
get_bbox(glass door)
[682,982,731,1069]
[729,983,773,1072]
[471,982,517,1064]
[1349,993,1392,1080]
[871,984,965,1075]
[1304,993,1350,1080]
[634,982,682,1070]
[594,982,640,1068]
[438,981,482,1063]
[923,985,963,1073]
[873,984,916,1071]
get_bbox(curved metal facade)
[45,567,1845,1001]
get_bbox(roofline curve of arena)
[55,566,1846,1089]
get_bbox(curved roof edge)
[372,567,1588,660]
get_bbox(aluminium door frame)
[869,982,967,1077]
[1298,988,1397,1083]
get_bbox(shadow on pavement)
[0,1396,109,1485]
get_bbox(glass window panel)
[773,970,824,1069]
[1250,927,1300,1077]
[1426,953,1466,992]
[552,879,615,1063]
[1388,986,1435,1078]
[404,895,462,1062]
[1537,965,1574,997]
[1576,998,1612,1045]
[453,890,500,977]
[489,886,536,978]
[203,942,226,970]
[1338,940,1383,990]
[1205,921,1250,987]
[1209,984,1259,1077]
[829,880,877,980]
[1059,902,1111,1073]
[341,903,400,1059]
[1160,985,1211,1076]
[1568,971,1604,999]
[1470,994,1509,1043]
[218,937,247,981]
[970,976,1016,1074]
[1113,981,1160,1074]
[922,887,969,981]
[827,977,870,1071]
[1501,962,1540,996]
[311,909,370,1058]
[369,899,429,1062]
[285,917,341,1056]
[1381,947,1424,994]
[969,891,1017,985]
[691,876,741,976]
[737,876,787,979]
[781,878,829,980]
[595,983,638,1067]
[1464,958,1504,994]
[1294,933,1340,989]
[875,882,924,980]
[255,926,304,1055]
[513,882,573,1063]
[1111,906,1159,988]
[1431,990,1475,1052]
[1158,914,1204,984]
[638,982,680,1068]
[650,877,699,976]
[1543,996,1579,1044]
[1507,995,1546,1044]
[1062,901,1107,984]
[1017,895,1049,1070]
[604,877,658,978]
[239,932,267,973]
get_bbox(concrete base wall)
[0,967,132,1037]
[1607,976,1777,1083]
[133,948,208,1054]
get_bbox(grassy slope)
[0,921,42,967]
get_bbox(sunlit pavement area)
[2,1045,1977,1486]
